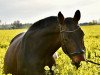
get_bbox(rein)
[85,59,100,65]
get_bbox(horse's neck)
[22,23,60,59]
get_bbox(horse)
[4,10,85,75]
[9,32,58,74]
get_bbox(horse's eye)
[80,30,84,37]
[80,33,84,39]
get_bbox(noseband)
[60,26,85,56]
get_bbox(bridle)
[60,26,80,33]
[60,26,85,56]
[60,25,100,66]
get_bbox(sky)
[0,0,100,24]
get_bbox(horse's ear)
[58,11,65,25]
[73,10,81,21]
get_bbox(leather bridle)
[60,26,80,33]
[60,26,85,56]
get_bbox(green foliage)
[0,25,100,75]
[11,20,23,29]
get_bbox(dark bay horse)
[4,10,85,75]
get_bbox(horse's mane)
[28,16,57,31]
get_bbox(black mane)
[29,16,57,31]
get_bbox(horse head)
[58,10,86,68]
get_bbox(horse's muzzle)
[71,54,85,69]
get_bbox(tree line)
[0,20,32,29]
[0,19,100,29]
[80,19,100,25]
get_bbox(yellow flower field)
[0,25,100,75]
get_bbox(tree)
[92,20,97,25]
[0,20,1,25]
[11,20,23,29]
[89,20,97,25]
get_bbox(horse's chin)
[71,61,80,69]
